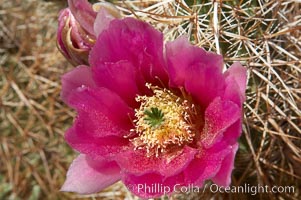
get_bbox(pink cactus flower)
[60,17,247,198]
[57,0,120,65]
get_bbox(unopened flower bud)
[57,8,94,66]
[57,0,121,66]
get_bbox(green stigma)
[144,107,164,128]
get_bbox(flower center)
[131,84,196,157]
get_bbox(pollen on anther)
[130,84,196,157]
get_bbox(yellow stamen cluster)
[131,84,195,157]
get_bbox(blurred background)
[0,0,300,199]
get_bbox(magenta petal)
[225,62,247,99]
[68,0,96,35]
[223,62,247,106]
[117,146,197,177]
[223,77,243,108]
[64,87,133,157]
[61,154,121,194]
[90,18,168,86]
[65,125,129,158]
[67,87,134,130]
[184,63,226,107]
[212,143,238,186]
[70,110,128,139]
[166,37,223,88]
[201,97,240,148]
[184,141,233,185]
[92,60,140,107]
[94,8,115,37]
[61,66,96,103]
[223,120,243,146]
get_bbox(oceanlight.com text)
[208,184,295,196]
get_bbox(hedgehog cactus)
[93,0,301,199]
